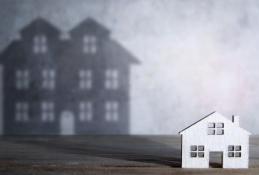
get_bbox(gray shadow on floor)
[4,136,181,167]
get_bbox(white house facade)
[179,111,250,168]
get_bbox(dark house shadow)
[5,135,181,167]
[0,17,140,135]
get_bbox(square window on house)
[105,101,119,122]
[208,122,224,135]
[15,102,29,122]
[228,145,234,151]
[41,102,54,122]
[190,145,197,151]
[235,152,241,157]
[228,145,241,158]
[208,123,215,128]
[190,145,204,158]
[79,70,92,90]
[216,129,224,135]
[216,123,224,128]
[42,69,55,90]
[105,69,119,90]
[198,152,204,157]
[208,128,215,135]
[16,70,30,89]
[33,35,47,54]
[198,145,204,151]
[83,35,97,54]
[190,152,197,158]
[79,101,92,121]
[235,145,241,151]
[228,152,234,157]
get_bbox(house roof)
[0,40,23,63]
[20,17,60,37]
[178,111,251,135]
[102,39,140,64]
[178,111,216,134]
[70,18,110,37]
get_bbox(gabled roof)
[178,111,216,134]
[102,39,140,64]
[70,18,110,37]
[0,41,23,63]
[20,17,60,37]
[179,111,251,135]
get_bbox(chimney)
[232,115,240,127]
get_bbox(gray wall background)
[0,0,259,134]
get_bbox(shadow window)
[15,102,29,122]
[33,35,47,54]
[41,102,55,122]
[83,35,97,54]
[79,70,92,89]
[105,101,119,122]
[105,69,119,90]
[42,69,55,90]
[79,101,92,121]
[15,70,29,89]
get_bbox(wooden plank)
[0,136,258,174]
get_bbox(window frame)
[208,122,224,135]
[190,145,205,158]
[228,145,242,158]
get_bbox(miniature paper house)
[179,111,250,168]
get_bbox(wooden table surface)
[0,135,259,175]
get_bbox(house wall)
[3,36,60,135]
[181,113,249,168]
[0,18,136,135]
[59,37,130,134]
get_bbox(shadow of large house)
[0,17,140,135]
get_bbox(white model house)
[179,111,250,168]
